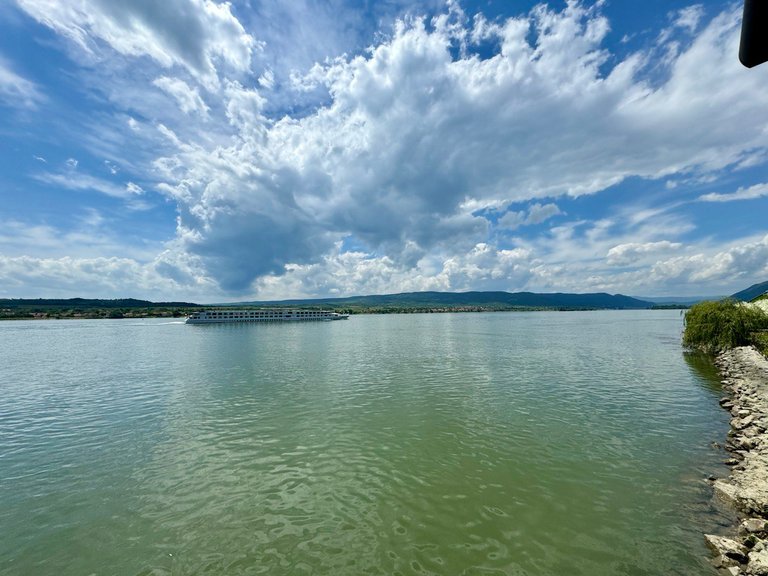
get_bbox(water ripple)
[0,312,730,575]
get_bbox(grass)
[753,332,768,357]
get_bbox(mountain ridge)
[731,281,768,302]
[7,281,766,312]
[234,290,653,310]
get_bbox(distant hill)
[237,291,653,310]
[636,296,721,306]
[0,298,199,309]
[731,281,768,302]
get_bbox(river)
[0,310,732,575]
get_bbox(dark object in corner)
[740,0,768,68]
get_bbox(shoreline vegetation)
[683,298,768,574]
[0,292,677,321]
[0,298,197,320]
[683,299,768,357]
[0,305,667,321]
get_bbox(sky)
[1,0,767,302]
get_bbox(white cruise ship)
[185,309,349,324]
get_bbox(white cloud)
[145,3,768,294]
[7,2,768,299]
[698,182,768,202]
[606,241,683,266]
[257,69,274,90]
[35,170,141,200]
[498,203,562,230]
[251,231,768,299]
[0,218,154,260]
[126,182,144,195]
[0,253,212,300]
[529,233,768,297]
[0,220,219,299]
[252,242,535,300]
[498,210,525,230]
[15,0,256,87]
[0,55,42,108]
[674,5,705,33]
[153,76,209,117]
[36,171,125,198]
[241,0,445,104]
[649,234,768,285]
[436,243,534,291]
[525,203,562,225]
[33,161,151,211]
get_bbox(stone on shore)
[747,547,768,575]
[705,534,749,565]
[710,346,768,575]
[742,519,768,535]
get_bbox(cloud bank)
[8,0,768,299]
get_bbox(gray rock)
[741,519,768,534]
[740,415,757,429]
[735,436,759,451]
[747,548,768,575]
[715,480,742,508]
[705,534,749,564]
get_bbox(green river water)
[0,310,733,575]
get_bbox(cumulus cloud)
[253,242,535,300]
[11,1,768,298]
[649,234,768,285]
[0,253,215,300]
[15,0,256,86]
[436,243,534,291]
[225,232,768,299]
[151,2,768,294]
[540,233,768,296]
[0,218,218,298]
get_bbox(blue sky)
[1,0,767,301]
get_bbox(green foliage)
[0,306,200,320]
[753,332,768,357]
[683,299,768,354]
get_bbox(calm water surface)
[0,311,731,575]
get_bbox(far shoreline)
[0,306,686,321]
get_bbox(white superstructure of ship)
[185,309,349,324]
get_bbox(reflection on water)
[683,351,722,394]
[0,311,731,575]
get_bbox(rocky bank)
[707,346,768,575]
